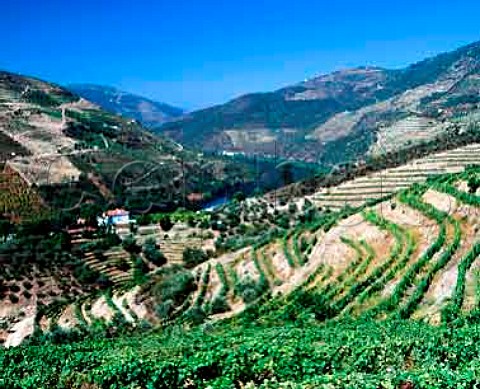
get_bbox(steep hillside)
[87,148,480,328]
[2,142,480,332]
[5,43,480,388]
[0,70,272,219]
[4,153,480,388]
[68,84,183,127]
[160,40,480,165]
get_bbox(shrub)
[210,295,229,314]
[275,214,290,229]
[288,203,298,214]
[186,216,197,228]
[233,191,246,202]
[152,267,196,306]
[9,294,19,304]
[143,238,167,267]
[155,299,175,320]
[159,216,174,232]
[468,176,480,193]
[122,235,141,254]
[136,214,152,226]
[184,306,206,325]
[129,222,138,234]
[104,233,122,248]
[23,281,33,290]
[115,258,132,272]
[133,256,150,284]
[9,284,20,293]
[235,276,268,304]
[182,247,208,268]
[300,236,309,253]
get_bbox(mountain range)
[68,84,184,128]
[156,41,480,165]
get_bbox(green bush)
[122,235,141,254]
[143,238,167,267]
[210,295,230,314]
[182,247,208,268]
[152,267,196,308]
[235,275,268,304]
[133,256,150,284]
[159,215,174,232]
[183,306,206,325]
[8,294,19,304]
[468,176,480,193]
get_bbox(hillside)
[0,69,320,349]
[4,43,480,388]
[68,84,183,127]
[0,70,276,219]
[44,146,480,328]
[3,148,480,387]
[0,78,479,384]
[160,40,480,165]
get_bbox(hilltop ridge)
[68,84,184,128]
[159,40,480,165]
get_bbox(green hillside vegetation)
[4,319,480,388]
[3,164,480,387]
[6,41,480,389]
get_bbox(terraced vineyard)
[308,143,480,210]
[4,156,480,345]
[82,248,133,287]
[5,165,480,388]
[120,223,207,263]
[10,37,480,389]
[0,136,480,385]
[113,165,480,327]
[46,161,480,330]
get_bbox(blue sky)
[2,0,480,109]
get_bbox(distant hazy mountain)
[68,84,183,128]
[159,40,480,165]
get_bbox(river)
[201,196,230,211]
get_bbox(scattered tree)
[160,215,174,232]
[182,247,208,268]
[143,238,167,267]
[122,235,141,254]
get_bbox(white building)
[97,208,130,227]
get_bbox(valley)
[4,38,480,389]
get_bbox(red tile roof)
[105,208,129,217]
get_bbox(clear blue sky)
[2,0,480,109]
